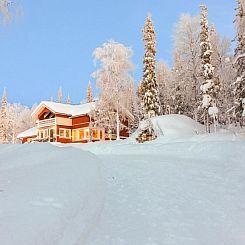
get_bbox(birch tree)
[7,103,36,143]
[173,14,201,120]
[0,88,8,143]
[92,40,134,140]
[210,25,235,126]
[156,61,174,114]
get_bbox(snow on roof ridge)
[31,101,96,118]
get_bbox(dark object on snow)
[136,127,157,143]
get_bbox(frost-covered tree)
[141,14,161,118]
[233,0,245,126]
[210,25,235,126]
[173,14,201,120]
[156,61,174,114]
[0,0,12,25]
[7,103,36,143]
[87,81,93,103]
[57,86,62,103]
[92,40,134,140]
[199,5,219,132]
[66,94,71,104]
[0,88,8,143]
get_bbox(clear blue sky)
[0,0,236,106]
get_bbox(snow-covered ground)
[0,144,104,245]
[1,115,245,245]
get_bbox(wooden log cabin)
[17,101,131,144]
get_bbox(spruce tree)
[141,14,161,118]
[233,0,245,126]
[87,81,93,103]
[66,94,71,104]
[0,88,8,143]
[136,14,160,143]
[199,5,219,132]
[57,86,62,103]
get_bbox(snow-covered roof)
[17,127,37,139]
[32,101,96,119]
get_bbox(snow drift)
[0,144,104,245]
[136,114,204,139]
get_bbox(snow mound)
[0,143,104,245]
[138,114,204,139]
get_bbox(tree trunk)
[116,103,120,140]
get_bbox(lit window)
[73,130,77,141]
[92,129,99,139]
[78,129,84,139]
[85,129,90,139]
[100,130,104,139]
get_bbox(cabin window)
[72,128,91,141]
[100,130,104,139]
[44,129,48,138]
[65,130,70,138]
[72,130,77,141]
[59,128,71,139]
[92,129,100,139]
[39,131,44,139]
[78,129,84,139]
[85,129,90,139]
[59,129,65,138]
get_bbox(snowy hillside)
[0,144,104,245]
[1,116,245,245]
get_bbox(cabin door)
[49,129,55,142]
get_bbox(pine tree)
[233,0,245,126]
[0,88,8,143]
[199,5,219,132]
[87,81,93,103]
[57,86,62,103]
[141,14,161,118]
[66,94,71,104]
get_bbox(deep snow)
[1,115,245,245]
[0,144,104,245]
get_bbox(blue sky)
[0,0,236,106]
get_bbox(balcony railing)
[37,118,56,128]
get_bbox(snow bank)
[0,144,104,245]
[137,114,204,139]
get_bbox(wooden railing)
[37,118,56,128]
